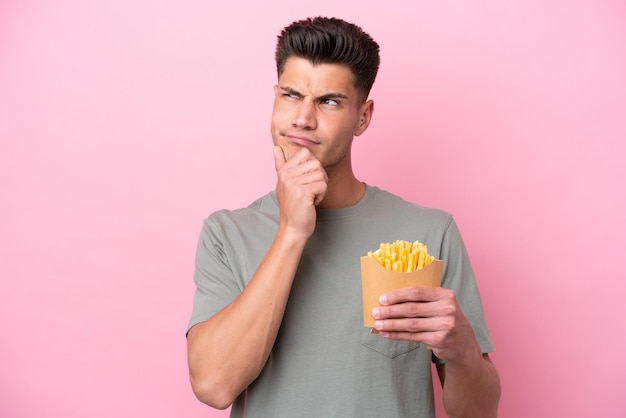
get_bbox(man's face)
[271,57,372,171]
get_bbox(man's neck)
[316,173,365,210]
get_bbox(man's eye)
[322,99,339,106]
[284,93,299,99]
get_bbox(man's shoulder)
[245,191,278,212]
[205,191,278,226]
[368,185,453,222]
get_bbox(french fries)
[367,240,434,273]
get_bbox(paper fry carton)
[360,256,444,328]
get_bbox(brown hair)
[275,17,380,101]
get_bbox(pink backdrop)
[2,1,625,417]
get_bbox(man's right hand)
[273,146,328,239]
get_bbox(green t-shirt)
[189,185,494,418]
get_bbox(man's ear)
[354,99,374,136]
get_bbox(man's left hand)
[372,286,479,362]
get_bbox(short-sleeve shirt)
[188,185,494,418]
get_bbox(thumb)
[273,145,286,170]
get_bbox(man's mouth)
[285,134,319,147]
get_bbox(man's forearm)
[187,230,307,409]
[441,352,501,418]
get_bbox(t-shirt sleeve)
[187,215,244,334]
[433,217,495,363]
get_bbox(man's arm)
[187,147,327,409]
[372,287,501,418]
[436,353,500,418]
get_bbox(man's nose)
[292,99,316,130]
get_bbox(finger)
[284,169,327,203]
[372,301,435,320]
[377,330,434,344]
[379,286,444,306]
[297,160,328,181]
[281,146,316,168]
[312,180,327,206]
[273,146,286,170]
[296,168,328,185]
[278,156,328,186]
[373,317,441,333]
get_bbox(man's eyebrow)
[317,92,349,101]
[279,86,302,96]
[278,86,349,101]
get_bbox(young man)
[187,17,500,418]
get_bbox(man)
[187,17,500,418]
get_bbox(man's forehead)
[279,57,357,97]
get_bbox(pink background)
[2,1,625,417]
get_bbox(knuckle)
[406,303,420,317]
[407,287,422,300]
[442,304,457,317]
[443,289,457,302]
[407,318,421,332]
[440,319,454,331]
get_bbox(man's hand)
[273,146,328,239]
[187,146,328,410]
[372,287,501,417]
[371,286,477,362]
